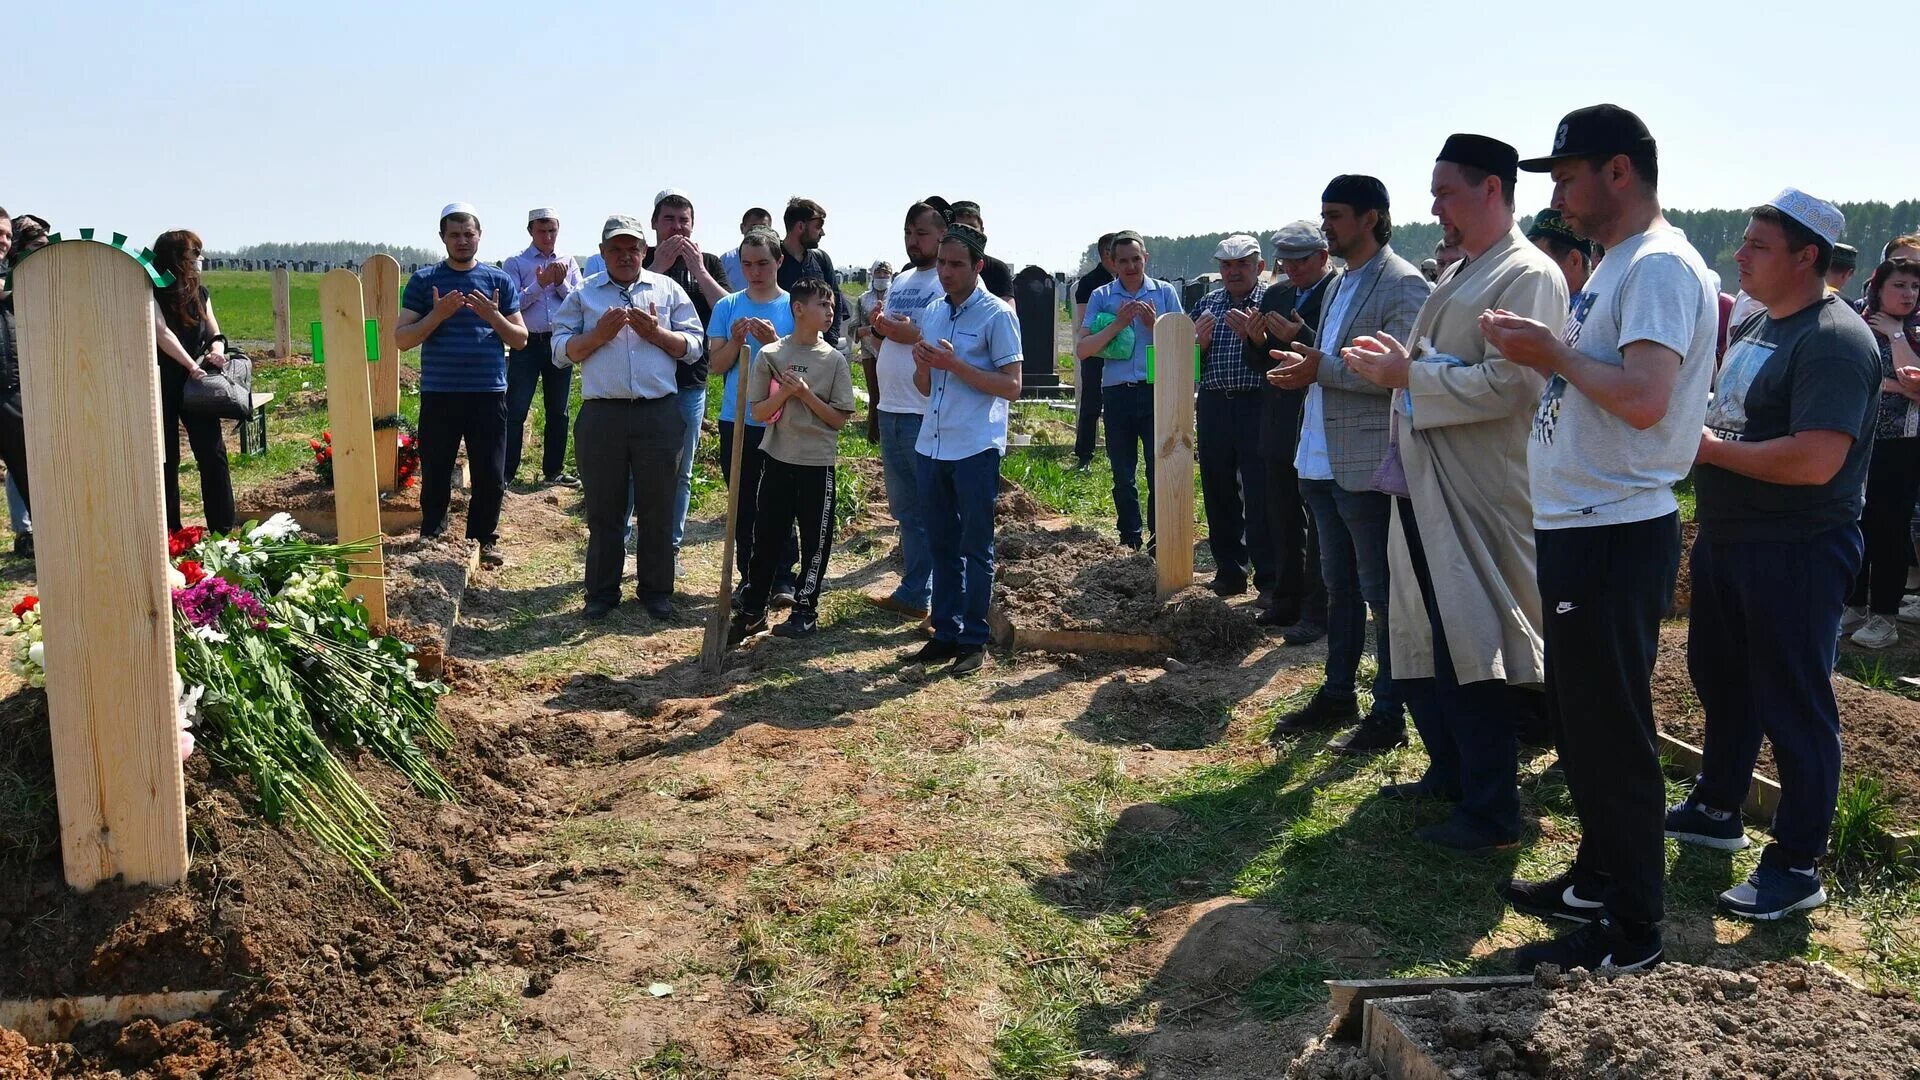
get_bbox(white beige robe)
[1386,226,1568,685]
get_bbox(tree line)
[208,240,444,267]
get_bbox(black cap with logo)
[1518,104,1656,173]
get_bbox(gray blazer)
[1313,243,1431,491]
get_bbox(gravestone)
[1013,264,1067,399]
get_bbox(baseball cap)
[1269,220,1328,259]
[1213,234,1262,260]
[1518,104,1655,172]
[526,207,558,224]
[652,188,691,209]
[601,215,647,243]
[1763,188,1845,249]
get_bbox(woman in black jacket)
[151,229,235,534]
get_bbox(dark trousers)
[1103,382,1154,545]
[1849,436,1920,614]
[1266,456,1325,624]
[0,392,29,518]
[576,397,684,606]
[418,390,507,544]
[1196,389,1275,590]
[504,333,572,482]
[159,363,235,533]
[1398,500,1535,839]
[1300,478,1403,722]
[740,458,836,618]
[1689,525,1860,870]
[1074,357,1105,462]
[717,420,799,593]
[919,449,1000,645]
[1537,513,1679,930]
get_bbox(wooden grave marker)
[701,349,755,672]
[271,266,293,360]
[361,254,403,493]
[316,270,387,629]
[1152,312,1196,600]
[16,240,188,889]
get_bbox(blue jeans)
[671,384,706,552]
[505,333,571,481]
[5,474,28,534]
[918,449,1000,645]
[1299,478,1402,722]
[1103,382,1154,545]
[879,411,932,608]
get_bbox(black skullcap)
[1832,243,1858,271]
[1321,175,1389,214]
[922,195,954,223]
[1438,133,1518,188]
[1526,209,1591,258]
[950,200,981,218]
[943,222,988,258]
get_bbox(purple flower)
[173,576,270,630]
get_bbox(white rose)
[27,641,44,669]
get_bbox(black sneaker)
[1417,817,1519,853]
[1379,778,1460,802]
[1665,798,1750,851]
[1254,588,1275,611]
[770,587,798,611]
[949,645,986,676]
[643,597,675,620]
[1256,602,1301,627]
[1330,718,1408,756]
[544,472,581,488]
[12,532,31,559]
[909,639,962,666]
[727,612,767,649]
[1269,692,1362,741]
[1209,575,1247,598]
[771,612,818,639]
[1281,620,1327,646]
[1512,916,1662,974]
[1718,862,1826,921]
[583,599,617,621]
[1502,869,1607,924]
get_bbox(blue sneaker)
[1665,798,1750,851]
[1719,863,1826,921]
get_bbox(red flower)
[12,595,37,618]
[177,559,207,586]
[168,526,207,559]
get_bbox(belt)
[1108,380,1150,390]
[1200,387,1260,397]
[582,394,672,404]
[526,330,553,340]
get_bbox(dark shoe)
[1281,620,1327,646]
[909,638,962,666]
[1512,916,1662,974]
[1330,718,1408,756]
[583,599,617,621]
[1254,587,1275,611]
[949,645,986,676]
[1257,602,1302,627]
[544,472,581,488]
[867,593,930,618]
[12,532,31,559]
[772,612,819,639]
[1502,869,1606,924]
[1209,575,1247,598]
[1379,779,1460,802]
[1120,534,1143,552]
[643,598,675,620]
[1269,692,1362,741]
[1072,458,1094,473]
[770,587,798,611]
[1718,862,1825,921]
[1417,817,1519,852]
[1665,798,1750,851]
[727,612,768,649]
[479,543,506,568]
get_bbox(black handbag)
[181,347,254,420]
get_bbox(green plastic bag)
[1090,312,1136,361]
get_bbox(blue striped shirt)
[402,262,522,393]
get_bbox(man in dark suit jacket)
[1266,176,1432,757]
[1247,221,1341,636]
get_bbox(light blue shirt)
[502,244,582,335]
[706,289,795,426]
[720,247,743,293]
[1081,276,1185,385]
[551,270,705,400]
[914,284,1023,461]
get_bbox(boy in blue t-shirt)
[397,203,528,567]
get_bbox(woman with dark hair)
[1842,257,1920,647]
[151,229,235,534]
[0,208,32,557]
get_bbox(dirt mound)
[1376,959,1920,1079]
[994,525,1259,657]
[234,470,457,535]
[1653,626,1920,828]
[383,533,475,675]
[995,474,1047,524]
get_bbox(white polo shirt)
[876,265,938,415]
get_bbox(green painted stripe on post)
[311,321,325,365]
[365,319,379,363]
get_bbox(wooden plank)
[701,348,755,672]
[362,254,402,493]
[0,990,225,1044]
[1328,976,1531,1039]
[1362,998,1450,1080]
[1657,732,1780,823]
[271,266,292,360]
[1015,626,1172,655]
[16,242,189,890]
[1151,313,1195,601]
[317,270,387,630]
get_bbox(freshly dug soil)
[1669,519,1697,617]
[995,474,1047,525]
[995,524,1259,657]
[235,469,455,536]
[383,532,475,677]
[1371,959,1920,1079]
[1652,626,1920,829]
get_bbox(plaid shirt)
[1191,285,1268,391]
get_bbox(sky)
[11,1,1912,274]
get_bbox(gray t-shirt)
[1695,295,1880,542]
[751,337,855,467]
[1528,225,1719,529]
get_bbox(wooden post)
[15,242,188,889]
[317,270,387,630]
[361,254,402,493]
[271,266,292,361]
[1152,313,1195,600]
[700,355,755,672]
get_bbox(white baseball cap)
[652,188,691,209]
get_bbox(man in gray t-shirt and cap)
[1480,103,1719,976]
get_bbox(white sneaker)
[1851,614,1899,649]
[1839,605,1870,635]
[1899,596,1920,626]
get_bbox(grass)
[1830,775,1902,881]
[423,972,521,1031]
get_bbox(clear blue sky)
[13,1,1909,274]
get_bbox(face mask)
[872,277,891,294]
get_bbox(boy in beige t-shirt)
[729,278,856,643]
